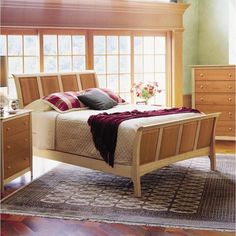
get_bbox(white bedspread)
[32,104,204,165]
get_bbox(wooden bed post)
[132,131,142,197]
[209,117,217,171]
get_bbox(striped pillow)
[42,92,87,113]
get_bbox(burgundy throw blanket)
[88,107,200,167]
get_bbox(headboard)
[13,71,99,108]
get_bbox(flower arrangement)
[131,81,161,102]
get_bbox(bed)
[14,71,220,197]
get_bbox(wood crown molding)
[2,0,189,14]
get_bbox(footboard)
[132,113,220,197]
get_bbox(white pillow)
[24,99,53,112]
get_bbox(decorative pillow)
[24,99,53,112]
[77,88,117,110]
[86,88,126,104]
[42,92,87,113]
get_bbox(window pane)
[0,35,7,55]
[24,36,38,56]
[155,73,166,90]
[107,36,118,54]
[155,55,166,72]
[94,36,106,54]
[8,35,22,56]
[8,57,23,74]
[119,92,131,103]
[44,35,57,55]
[97,75,106,88]
[44,56,57,72]
[144,55,154,73]
[120,74,131,92]
[144,73,154,83]
[59,56,72,72]
[58,35,71,55]
[144,37,154,54]
[119,36,130,54]
[8,79,17,99]
[134,37,143,54]
[134,55,143,73]
[134,74,143,83]
[107,56,118,74]
[94,56,106,74]
[73,36,85,55]
[155,91,166,106]
[120,55,130,73]
[107,75,118,92]
[155,36,166,54]
[24,57,39,73]
[73,56,85,71]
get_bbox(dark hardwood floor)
[1,141,235,236]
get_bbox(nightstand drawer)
[3,115,30,137]
[4,131,30,157]
[195,68,235,81]
[4,150,30,179]
[195,81,235,93]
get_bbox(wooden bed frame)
[14,71,220,197]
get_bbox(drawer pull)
[24,122,28,126]
[7,127,11,131]
[7,166,11,169]
[200,97,204,101]
[228,73,232,77]
[23,157,28,161]
[228,85,232,89]
[200,85,204,89]
[228,112,232,116]
[7,145,11,150]
[24,138,28,142]
[228,98,232,102]
[200,73,204,77]
[228,127,232,131]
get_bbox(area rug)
[1,154,235,231]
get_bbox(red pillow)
[86,88,126,104]
[42,91,86,113]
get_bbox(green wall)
[182,0,230,94]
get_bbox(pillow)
[42,91,87,113]
[24,99,53,112]
[77,88,117,110]
[87,88,126,104]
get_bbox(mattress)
[32,104,204,165]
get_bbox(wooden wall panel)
[159,125,179,159]
[140,129,159,165]
[40,76,60,96]
[19,77,40,106]
[61,75,79,92]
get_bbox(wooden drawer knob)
[228,127,232,131]
[228,73,232,77]
[228,85,232,89]
[228,112,232,116]
[200,85,204,89]
[228,98,232,102]
[200,97,204,101]
[7,166,11,169]
[200,73,204,77]
[7,145,11,150]
[23,157,28,161]
[24,138,28,142]
[7,127,11,131]
[24,122,28,126]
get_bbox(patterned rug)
[1,155,235,231]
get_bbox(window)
[0,34,39,98]
[43,34,86,72]
[93,35,131,102]
[134,35,166,106]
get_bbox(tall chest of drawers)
[0,110,32,193]
[192,65,235,140]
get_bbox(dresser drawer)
[3,131,30,157]
[195,81,235,93]
[195,68,235,81]
[195,105,235,121]
[4,150,30,179]
[3,115,30,137]
[216,121,235,137]
[195,93,235,105]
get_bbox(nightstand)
[0,110,32,193]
